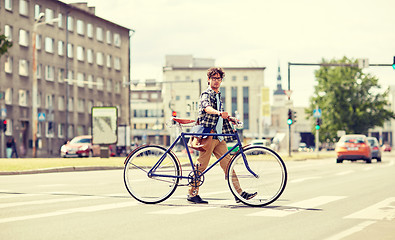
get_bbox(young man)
[187,67,257,204]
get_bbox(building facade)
[162,55,266,142]
[0,0,131,157]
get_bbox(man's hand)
[220,111,229,119]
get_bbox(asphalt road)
[1,153,394,240]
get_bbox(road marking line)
[0,201,138,224]
[0,196,105,209]
[345,197,395,220]
[149,206,213,215]
[335,170,354,176]
[248,196,346,217]
[290,177,321,183]
[323,221,376,240]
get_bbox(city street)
[1,153,394,240]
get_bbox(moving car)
[60,135,100,157]
[382,143,392,152]
[335,134,372,163]
[366,137,382,162]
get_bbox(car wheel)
[366,158,372,164]
[377,157,381,162]
[336,159,343,163]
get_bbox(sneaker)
[235,191,257,203]
[187,195,208,204]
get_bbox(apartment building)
[0,0,131,157]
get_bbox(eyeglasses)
[211,77,222,82]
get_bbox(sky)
[64,0,395,107]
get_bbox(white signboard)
[91,106,118,145]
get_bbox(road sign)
[38,112,46,122]
[0,108,6,118]
[313,109,322,118]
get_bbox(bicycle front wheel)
[124,145,180,204]
[228,146,287,207]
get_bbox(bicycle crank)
[188,170,205,187]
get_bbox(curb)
[0,166,124,175]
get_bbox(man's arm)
[204,106,229,119]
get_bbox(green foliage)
[0,31,13,57]
[306,56,395,142]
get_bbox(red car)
[335,134,372,163]
[382,144,392,152]
[60,135,100,157]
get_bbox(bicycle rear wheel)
[227,146,287,207]
[124,145,180,204]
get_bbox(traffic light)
[292,110,297,124]
[2,119,7,132]
[172,111,177,117]
[287,109,293,125]
[315,118,321,130]
[392,56,395,70]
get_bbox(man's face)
[208,73,222,91]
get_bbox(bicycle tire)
[124,145,180,204]
[227,146,287,207]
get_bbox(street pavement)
[0,153,394,240]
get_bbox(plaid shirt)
[197,87,235,141]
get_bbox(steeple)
[274,65,285,95]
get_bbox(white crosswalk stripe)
[345,197,395,221]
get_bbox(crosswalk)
[1,191,394,222]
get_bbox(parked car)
[366,137,382,162]
[335,134,372,163]
[60,135,100,157]
[382,143,392,152]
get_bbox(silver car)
[366,137,382,162]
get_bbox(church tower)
[273,65,287,106]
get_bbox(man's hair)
[207,67,225,79]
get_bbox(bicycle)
[123,117,287,207]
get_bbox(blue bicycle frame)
[148,130,258,182]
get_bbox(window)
[4,119,12,136]
[78,99,84,112]
[115,82,120,93]
[97,77,104,90]
[77,72,84,87]
[34,4,41,20]
[19,59,29,76]
[19,0,28,16]
[243,76,248,81]
[231,87,237,115]
[58,68,65,82]
[18,89,28,106]
[107,79,112,91]
[243,87,249,129]
[45,65,55,81]
[58,124,64,138]
[67,125,74,138]
[77,46,84,61]
[45,37,54,53]
[106,55,111,68]
[87,49,93,63]
[36,34,42,50]
[45,8,54,25]
[96,27,103,42]
[68,97,74,111]
[232,76,237,81]
[19,29,29,47]
[36,63,42,79]
[67,70,74,85]
[45,94,54,109]
[58,13,63,28]
[4,25,12,41]
[5,88,13,105]
[87,23,93,38]
[67,43,73,58]
[5,0,12,11]
[77,20,84,35]
[46,121,54,138]
[58,40,64,56]
[58,96,65,110]
[5,56,13,73]
[67,16,73,31]
[106,30,111,44]
[113,33,121,47]
[87,75,93,89]
[96,52,103,66]
[114,57,121,70]
[37,92,41,107]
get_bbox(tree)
[0,30,13,57]
[306,56,395,142]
